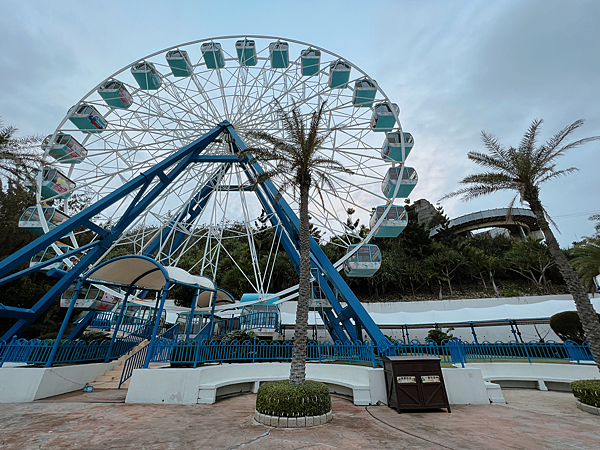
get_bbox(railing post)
[318,339,322,364]
[143,282,170,368]
[252,337,256,363]
[523,341,532,364]
[106,288,132,363]
[371,341,376,368]
[185,289,200,341]
[45,281,83,368]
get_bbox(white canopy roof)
[85,255,216,291]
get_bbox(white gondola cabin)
[201,42,225,69]
[235,39,257,66]
[353,78,377,107]
[329,60,351,89]
[269,41,289,69]
[381,132,414,163]
[41,133,87,164]
[24,167,76,200]
[344,244,382,278]
[98,79,133,109]
[131,61,162,90]
[18,206,69,236]
[166,50,193,77]
[300,48,321,76]
[60,284,116,311]
[68,104,108,133]
[370,102,399,132]
[382,167,418,198]
[369,205,408,238]
[30,242,78,272]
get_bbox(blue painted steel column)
[208,291,218,338]
[143,282,170,368]
[470,323,479,344]
[185,289,200,340]
[45,281,84,367]
[105,289,132,362]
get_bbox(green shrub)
[425,327,454,344]
[550,311,586,344]
[571,379,600,407]
[78,331,110,343]
[223,329,257,342]
[256,380,331,417]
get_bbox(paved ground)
[0,389,598,449]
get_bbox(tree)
[243,102,352,385]
[503,238,555,294]
[570,216,600,293]
[442,119,600,368]
[0,118,43,186]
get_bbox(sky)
[1,0,599,247]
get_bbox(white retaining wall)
[0,362,117,403]
[125,363,491,406]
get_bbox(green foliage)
[223,329,257,342]
[550,311,587,344]
[78,331,110,343]
[256,380,331,417]
[425,327,454,344]
[571,379,600,407]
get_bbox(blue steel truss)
[0,122,391,353]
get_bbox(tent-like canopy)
[84,255,216,292]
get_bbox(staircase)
[88,340,167,389]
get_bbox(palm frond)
[537,167,579,184]
[519,118,543,152]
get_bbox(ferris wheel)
[24,35,417,304]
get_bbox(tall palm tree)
[442,119,600,368]
[0,118,43,187]
[243,102,352,385]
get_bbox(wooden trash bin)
[382,356,451,413]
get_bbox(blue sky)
[1,0,599,246]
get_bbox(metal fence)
[0,319,154,367]
[90,311,150,334]
[211,312,280,339]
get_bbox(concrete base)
[0,362,117,403]
[463,362,600,391]
[126,363,491,406]
[576,400,600,415]
[255,409,333,427]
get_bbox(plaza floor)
[0,389,598,449]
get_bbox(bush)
[256,380,331,417]
[571,379,600,407]
[425,327,454,344]
[223,329,257,342]
[549,311,587,344]
[78,331,110,343]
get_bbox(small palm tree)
[442,119,600,368]
[0,118,43,187]
[243,102,352,385]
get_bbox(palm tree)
[442,119,600,368]
[243,102,352,385]
[0,118,43,187]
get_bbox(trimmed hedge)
[256,380,331,418]
[571,379,600,407]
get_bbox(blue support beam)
[224,126,391,350]
[0,123,228,339]
[66,311,96,340]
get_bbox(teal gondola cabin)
[381,132,414,163]
[166,50,193,77]
[30,243,77,272]
[353,78,377,107]
[98,79,133,109]
[300,48,321,76]
[382,167,418,198]
[269,41,289,69]
[369,205,408,238]
[18,206,70,236]
[329,60,351,89]
[41,133,87,164]
[68,104,108,133]
[344,244,382,277]
[24,167,76,200]
[201,42,226,69]
[60,284,116,311]
[235,39,257,66]
[370,102,399,132]
[131,61,162,89]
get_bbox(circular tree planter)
[255,380,332,428]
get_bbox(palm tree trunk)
[289,183,311,385]
[529,198,600,369]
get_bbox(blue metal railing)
[118,323,179,389]
[0,318,154,367]
[90,311,149,334]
